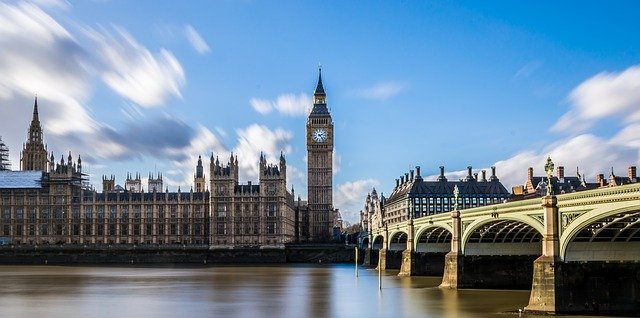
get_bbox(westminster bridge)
[365,182,640,316]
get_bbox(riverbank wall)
[0,244,359,265]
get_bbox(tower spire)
[33,95,39,122]
[314,66,326,96]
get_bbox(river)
[0,264,601,318]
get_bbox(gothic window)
[84,207,93,220]
[267,204,277,217]
[109,206,116,219]
[217,204,227,218]
[266,222,276,234]
[97,207,104,219]
[217,223,226,235]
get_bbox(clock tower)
[306,68,334,242]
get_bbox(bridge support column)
[526,195,561,314]
[440,210,462,288]
[363,247,378,268]
[377,226,389,270]
[399,219,415,276]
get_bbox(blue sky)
[1,0,640,223]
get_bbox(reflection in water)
[0,265,595,318]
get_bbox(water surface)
[0,265,599,318]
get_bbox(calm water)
[0,265,600,318]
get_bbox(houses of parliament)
[0,70,337,246]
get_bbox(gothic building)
[0,69,331,247]
[306,68,334,241]
[20,97,48,171]
[209,152,295,247]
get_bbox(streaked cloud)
[250,93,311,116]
[552,65,640,133]
[87,26,185,108]
[513,60,544,79]
[184,24,210,55]
[354,81,407,100]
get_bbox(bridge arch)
[372,235,384,250]
[388,230,408,251]
[461,215,543,255]
[561,205,640,261]
[414,225,452,253]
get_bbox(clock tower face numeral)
[312,128,327,143]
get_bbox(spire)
[314,66,326,96]
[32,95,40,123]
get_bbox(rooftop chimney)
[416,166,421,177]
[628,166,637,180]
[396,179,399,187]
[437,166,447,182]
[489,166,499,182]
[596,174,605,187]
[557,166,565,180]
[401,176,405,184]
[410,170,414,181]
[527,167,533,180]
[405,173,409,183]
[473,173,478,181]
[467,166,472,177]
[481,170,487,182]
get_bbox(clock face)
[312,128,327,143]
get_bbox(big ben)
[307,68,334,241]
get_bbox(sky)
[1,0,640,224]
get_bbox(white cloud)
[427,134,638,190]
[87,26,185,108]
[354,81,407,100]
[333,150,341,175]
[335,179,379,224]
[184,24,210,55]
[553,65,640,132]
[250,93,311,116]
[233,124,294,180]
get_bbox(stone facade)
[209,152,295,248]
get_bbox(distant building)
[511,164,639,199]
[359,187,384,246]
[384,166,510,225]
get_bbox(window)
[266,222,276,234]
[146,206,153,220]
[217,223,226,235]
[182,206,189,219]
[217,204,227,218]
[267,204,277,217]
[109,224,116,236]
[121,207,129,219]
[2,208,9,220]
[109,206,116,219]
[98,207,104,219]
[41,208,49,220]
[72,208,80,219]
[84,207,93,220]
[16,208,23,220]
[84,224,92,236]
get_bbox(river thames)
[0,264,598,318]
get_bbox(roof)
[0,171,43,189]
[387,176,509,203]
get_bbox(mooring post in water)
[355,247,359,277]
[378,250,382,290]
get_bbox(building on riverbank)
[383,166,510,225]
[0,99,297,247]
